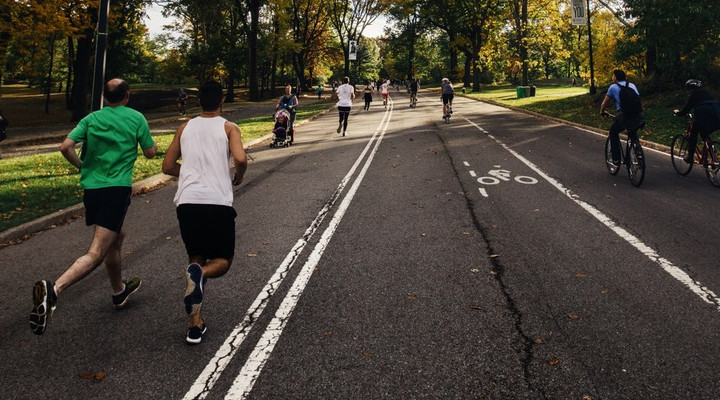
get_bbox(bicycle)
[603,112,646,187]
[670,113,720,187]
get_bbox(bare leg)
[189,257,232,327]
[55,226,119,295]
[104,230,126,293]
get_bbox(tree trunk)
[448,31,458,82]
[463,52,472,88]
[66,37,74,109]
[45,35,56,114]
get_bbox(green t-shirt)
[68,105,154,189]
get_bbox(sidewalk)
[0,94,331,158]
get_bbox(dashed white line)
[463,115,720,311]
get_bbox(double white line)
[184,101,395,400]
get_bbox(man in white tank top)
[162,81,248,344]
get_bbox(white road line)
[469,170,477,177]
[463,116,720,311]
[182,106,394,400]
[463,161,470,167]
[224,103,395,400]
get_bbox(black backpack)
[616,82,643,116]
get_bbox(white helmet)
[441,78,449,83]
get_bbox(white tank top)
[173,116,234,207]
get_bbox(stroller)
[270,109,294,148]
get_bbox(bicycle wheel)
[705,141,720,187]
[627,141,645,187]
[670,134,693,176]
[605,137,620,175]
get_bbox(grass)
[0,99,333,233]
[464,84,689,146]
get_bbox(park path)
[0,93,330,158]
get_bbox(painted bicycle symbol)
[475,166,538,197]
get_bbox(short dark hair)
[199,81,223,111]
[104,79,129,103]
[343,76,350,84]
[613,69,626,82]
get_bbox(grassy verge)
[0,100,333,233]
[464,84,689,147]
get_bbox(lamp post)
[587,0,596,95]
[91,0,110,111]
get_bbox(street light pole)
[587,0,597,95]
[91,0,110,111]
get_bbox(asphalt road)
[1,92,719,399]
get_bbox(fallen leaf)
[363,351,375,358]
[469,304,482,310]
[534,337,544,345]
[582,396,594,400]
[78,370,106,380]
[246,253,257,257]
[78,371,94,380]
[166,236,172,240]
[568,313,580,320]
[421,233,427,237]
[601,289,609,295]
[407,294,418,301]
[575,273,588,278]
[470,268,480,273]
[323,331,333,336]
[490,254,499,258]
[94,371,107,381]
[462,232,471,236]
[548,358,560,365]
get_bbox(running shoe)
[30,280,57,335]
[337,124,342,134]
[186,322,207,345]
[184,263,203,316]
[112,277,142,309]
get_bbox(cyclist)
[409,78,419,107]
[441,78,454,118]
[599,69,644,166]
[673,79,720,163]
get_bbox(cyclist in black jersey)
[673,79,720,162]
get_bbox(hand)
[600,110,609,117]
[673,109,679,116]
[232,174,243,186]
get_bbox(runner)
[162,81,248,344]
[336,76,355,136]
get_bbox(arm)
[59,137,82,170]
[600,95,612,116]
[675,93,694,116]
[161,123,186,177]
[143,142,158,159]
[226,121,247,186]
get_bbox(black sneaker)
[186,322,207,345]
[337,124,342,134]
[112,277,142,309]
[30,280,57,335]
[184,263,203,316]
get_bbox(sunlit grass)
[0,100,334,233]
[464,84,688,146]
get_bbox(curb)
[0,105,333,246]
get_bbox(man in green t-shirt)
[30,78,157,335]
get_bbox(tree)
[324,0,388,77]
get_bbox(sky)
[143,4,389,39]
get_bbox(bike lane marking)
[224,101,395,399]
[462,115,720,311]
[182,101,395,400]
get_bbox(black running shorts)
[176,204,237,261]
[442,94,454,105]
[83,186,132,232]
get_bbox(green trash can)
[516,86,525,98]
